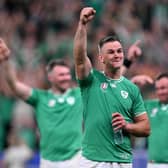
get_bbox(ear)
[47,73,53,83]
[98,54,105,64]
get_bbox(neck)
[50,87,68,95]
[160,100,168,105]
[104,67,121,79]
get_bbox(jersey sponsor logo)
[48,99,56,107]
[161,104,168,111]
[151,108,158,117]
[121,153,130,159]
[57,97,65,103]
[110,83,116,88]
[66,96,75,105]
[121,90,128,99]
[100,82,108,91]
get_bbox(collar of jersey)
[48,88,72,98]
[101,71,124,83]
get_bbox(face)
[99,41,124,70]
[155,77,168,103]
[48,65,72,92]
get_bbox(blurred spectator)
[11,100,37,150]
[0,0,166,75]
[0,94,15,150]
[3,129,33,168]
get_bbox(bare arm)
[73,7,96,79]
[121,40,142,75]
[131,75,154,88]
[0,39,32,100]
[124,113,150,137]
[112,112,150,137]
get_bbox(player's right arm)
[73,7,96,80]
[0,38,32,100]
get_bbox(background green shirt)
[26,87,83,161]
[78,69,146,162]
[145,99,168,163]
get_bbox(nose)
[114,51,122,57]
[64,74,71,80]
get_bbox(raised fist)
[0,38,10,63]
[80,7,96,25]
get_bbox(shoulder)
[77,69,100,87]
[70,87,81,93]
[145,99,159,105]
[33,88,47,93]
[144,99,160,114]
[92,69,104,77]
[67,87,81,96]
[26,88,48,105]
[32,88,49,97]
[122,76,139,90]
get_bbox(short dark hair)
[156,72,168,81]
[46,59,69,73]
[98,35,121,49]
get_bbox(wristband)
[124,59,132,68]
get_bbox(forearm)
[0,38,31,99]
[125,119,150,137]
[74,22,91,79]
[1,60,32,100]
[2,60,18,91]
[74,22,88,65]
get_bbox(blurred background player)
[0,38,83,168]
[3,129,33,168]
[131,73,168,168]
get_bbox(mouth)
[113,61,121,63]
[111,60,122,64]
[60,81,71,86]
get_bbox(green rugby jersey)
[78,69,146,162]
[145,99,168,163]
[26,87,83,161]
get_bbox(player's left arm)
[124,113,150,137]
[112,112,150,137]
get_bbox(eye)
[107,50,115,54]
[117,48,123,53]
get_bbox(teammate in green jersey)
[73,7,150,168]
[131,73,168,168]
[0,39,83,168]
